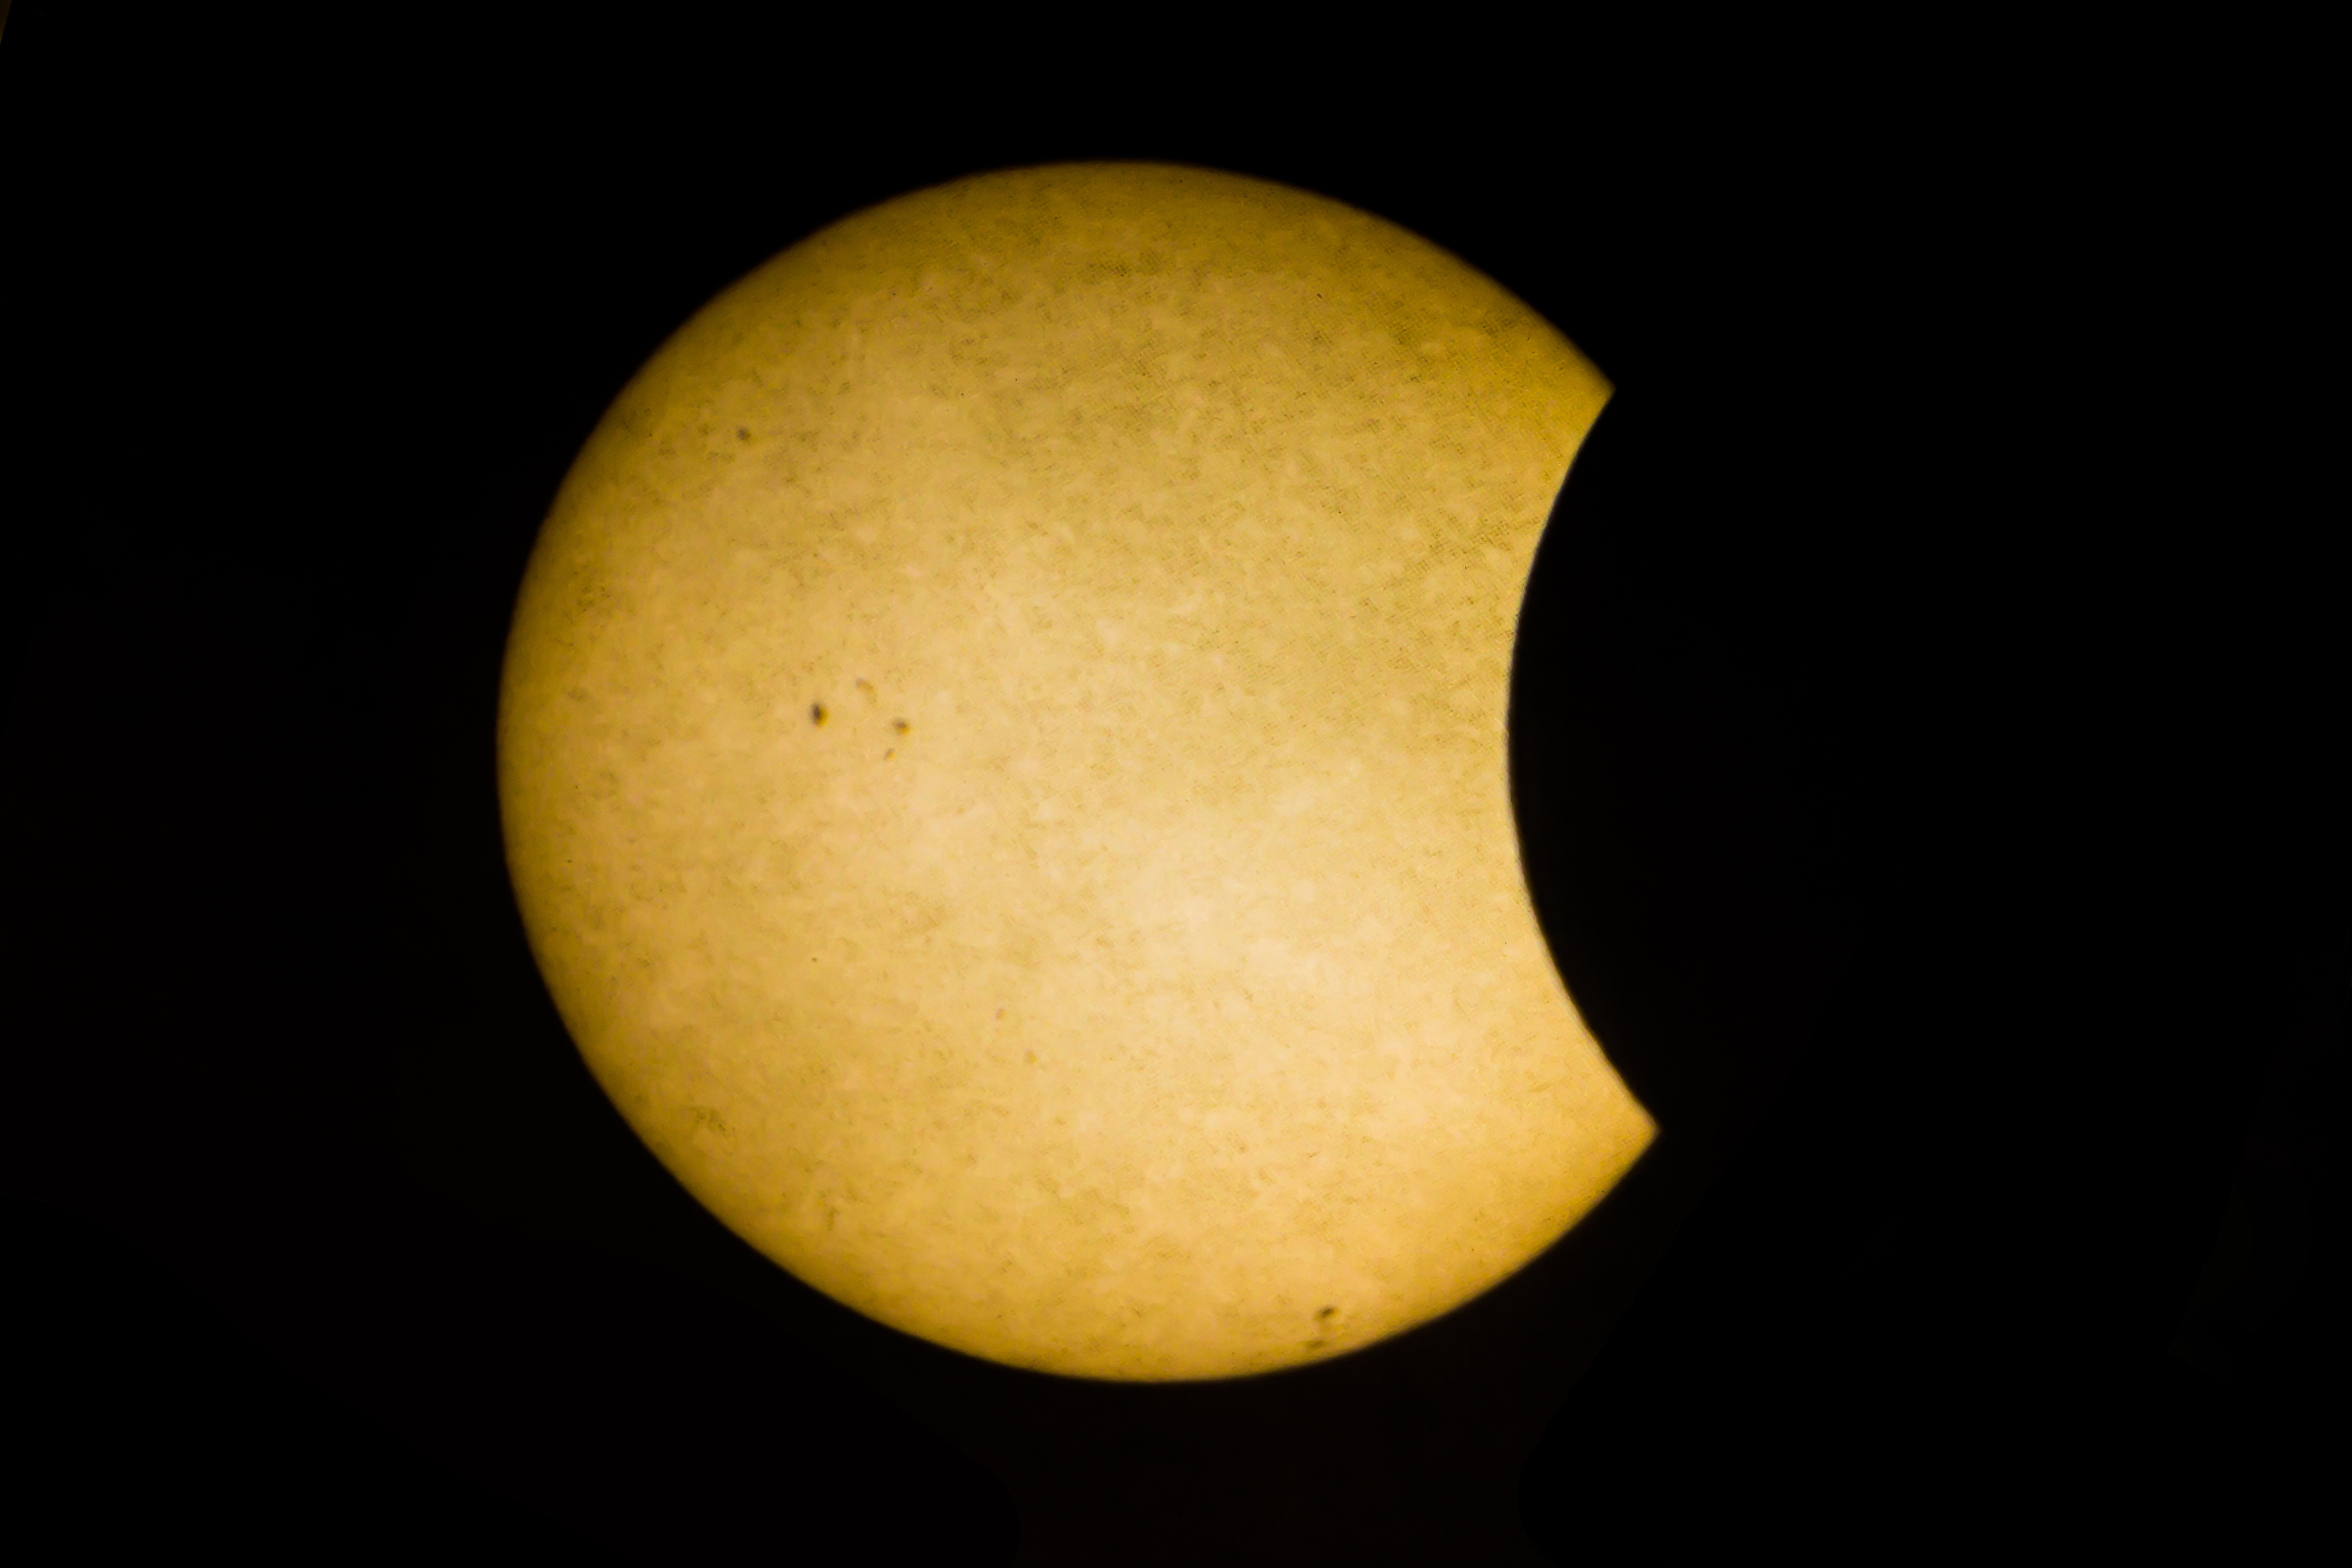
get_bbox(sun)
[497,161,1653,1380]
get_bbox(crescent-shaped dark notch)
[1507,387,1867,1147]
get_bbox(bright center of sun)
[497,162,1655,1381]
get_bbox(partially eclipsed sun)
[497,162,1655,1381]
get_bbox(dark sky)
[7,8,2340,1562]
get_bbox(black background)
[7,7,2342,1562]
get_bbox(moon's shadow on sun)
[1510,387,1860,1148]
